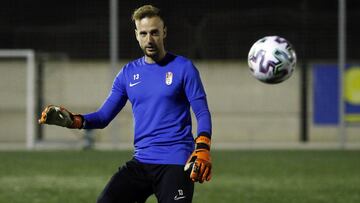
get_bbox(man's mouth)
[146,48,156,53]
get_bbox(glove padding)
[184,135,212,183]
[38,105,83,129]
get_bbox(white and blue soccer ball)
[248,36,297,84]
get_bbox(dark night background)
[1,0,359,61]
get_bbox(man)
[39,5,212,203]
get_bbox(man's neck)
[145,51,167,64]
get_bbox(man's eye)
[139,32,147,37]
[151,31,160,36]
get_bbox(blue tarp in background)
[313,64,360,125]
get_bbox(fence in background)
[1,58,359,149]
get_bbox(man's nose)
[146,34,154,43]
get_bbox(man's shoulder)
[170,53,192,64]
[166,53,195,73]
[118,58,144,76]
[125,57,144,68]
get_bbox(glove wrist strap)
[70,115,84,129]
[195,134,211,151]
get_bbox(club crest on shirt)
[165,72,173,85]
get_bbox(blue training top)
[83,53,212,165]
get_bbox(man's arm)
[83,70,128,129]
[185,96,212,183]
[190,97,212,136]
[182,61,212,183]
[39,68,128,129]
[82,91,127,129]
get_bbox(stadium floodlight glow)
[0,50,36,149]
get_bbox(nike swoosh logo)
[129,81,141,87]
[174,195,186,201]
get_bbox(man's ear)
[163,27,167,39]
[135,29,139,40]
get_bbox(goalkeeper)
[39,4,212,203]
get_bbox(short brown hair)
[132,5,162,22]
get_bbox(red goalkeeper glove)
[184,134,212,183]
[38,105,83,129]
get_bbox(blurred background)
[1,0,360,150]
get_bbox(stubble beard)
[143,46,160,61]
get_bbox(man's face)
[135,16,167,62]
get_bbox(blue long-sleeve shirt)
[83,53,212,165]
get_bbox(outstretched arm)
[39,69,128,130]
[82,90,127,129]
[81,70,128,129]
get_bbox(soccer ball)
[248,36,297,84]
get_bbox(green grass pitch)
[0,150,359,203]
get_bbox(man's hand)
[38,105,83,129]
[184,135,212,183]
